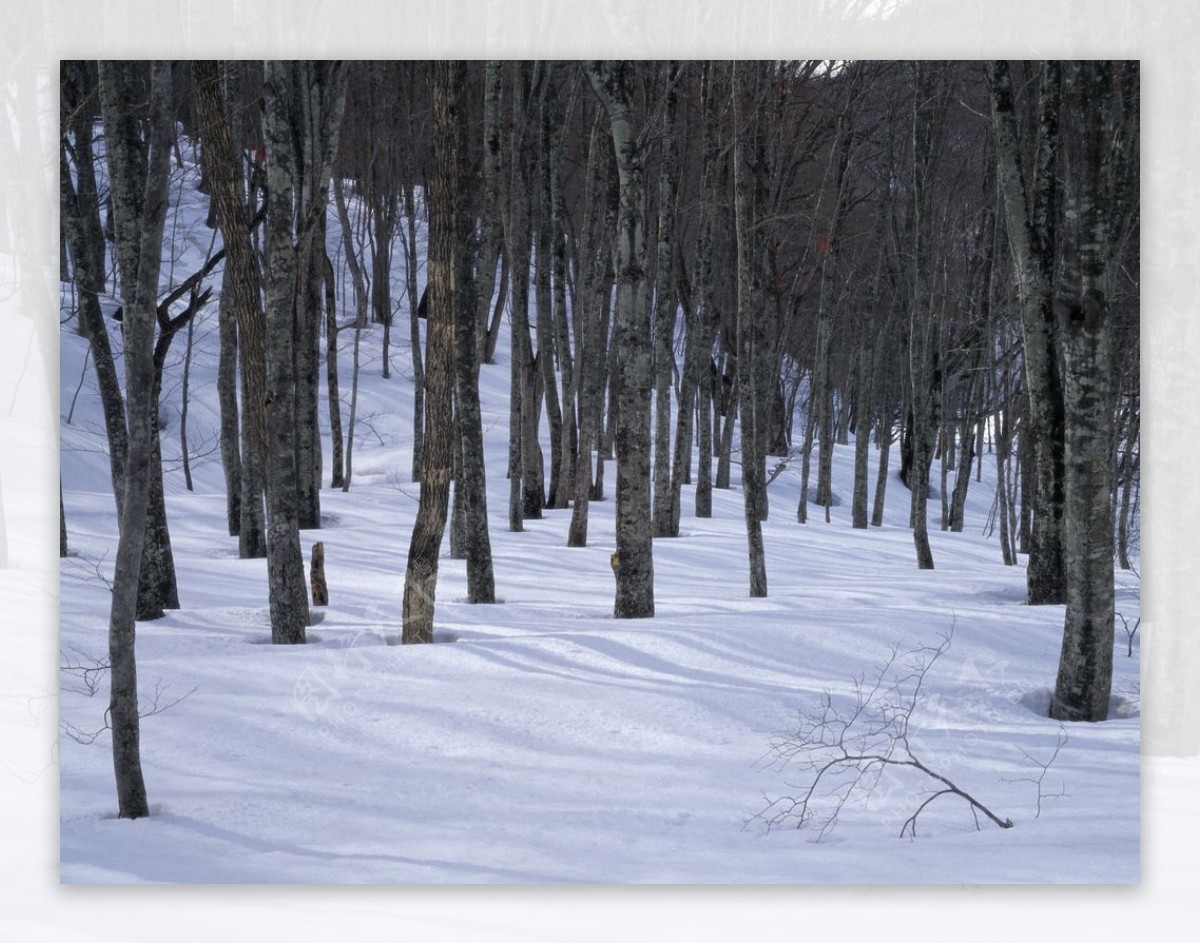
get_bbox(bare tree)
[97,58,175,818]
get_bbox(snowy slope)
[58,144,1140,884]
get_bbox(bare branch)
[752,625,1014,840]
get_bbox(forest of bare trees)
[59,59,1138,817]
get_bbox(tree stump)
[310,542,328,606]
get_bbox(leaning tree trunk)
[98,58,174,820]
[402,60,462,644]
[586,60,655,619]
[60,129,128,518]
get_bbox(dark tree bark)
[453,62,496,605]
[586,60,655,619]
[1051,61,1138,723]
[732,60,768,597]
[905,61,948,572]
[261,60,313,644]
[60,119,127,517]
[568,112,615,548]
[987,59,1068,605]
[651,61,681,538]
[291,62,350,531]
[98,58,175,820]
[402,60,461,644]
[323,249,344,488]
[192,60,268,559]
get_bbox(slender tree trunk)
[568,112,614,548]
[60,132,128,517]
[98,59,174,819]
[216,263,242,531]
[906,62,946,571]
[651,61,680,538]
[534,77,565,510]
[476,61,505,368]
[324,250,344,488]
[871,402,892,528]
[732,61,768,597]
[586,60,655,619]
[402,60,461,643]
[192,60,269,558]
[453,65,496,604]
[403,179,425,482]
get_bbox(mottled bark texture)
[261,60,312,644]
[586,60,655,619]
[98,59,175,819]
[1050,61,1137,723]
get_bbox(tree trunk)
[98,58,175,819]
[216,261,242,531]
[453,62,496,605]
[732,60,768,597]
[324,250,344,488]
[1051,61,1136,722]
[401,181,425,482]
[651,61,680,538]
[906,62,946,572]
[586,60,655,619]
[987,59,1068,605]
[402,60,461,644]
[261,60,313,644]
[192,60,268,559]
[568,112,615,548]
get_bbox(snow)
[58,142,1140,885]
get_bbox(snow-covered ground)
[58,146,1140,884]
